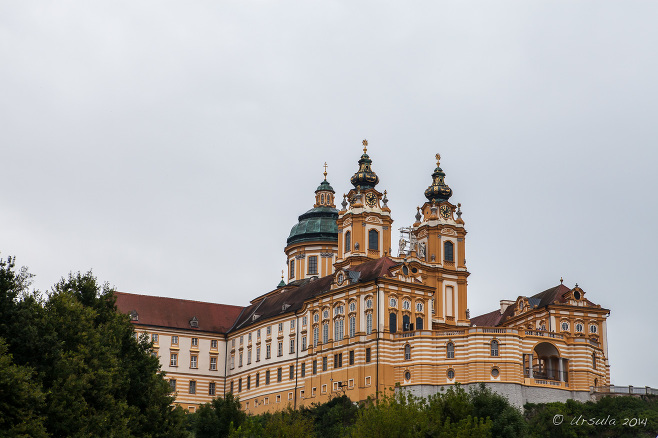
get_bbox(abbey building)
[115,141,610,412]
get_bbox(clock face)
[440,205,451,219]
[365,192,377,207]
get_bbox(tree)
[193,393,247,438]
[0,257,189,438]
[0,338,48,438]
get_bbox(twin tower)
[283,140,469,327]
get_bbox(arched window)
[369,229,379,250]
[491,340,499,357]
[345,231,351,252]
[389,313,397,334]
[320,194,325,204]
[447,342,454,359]
[366,313,373,335]
[416,317,423,330]
[444,241,454,262]
[404,344,411,360]
[402,314,410,331]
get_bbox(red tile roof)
[114,292,244,334]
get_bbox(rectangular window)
[277,367,283,382]
[302,316,307,326]
[169,379,176,391]
[256,346,261,361]
[210,357,217,371]
[256,373,260,387]
[151,333,159,343]
[190,355,198,369]
[239,352,243,367]
[308,256,318,274]
[290,339,295,354]
[276,395,281,403]
[266,344,271,359]
[301,362,306,377]
[314,326,319,347]
[322,356,328,372]
[313,359,317,375]
[366,348,371,363]
[301,336,307,351]
[365,376,371,386]
[335,319,344,341]
[334,353,339,369]
[322,384,327,393]
[248,333,252,341]
[278,342,283,357]
[266,370,270,385]
[189,381,196,394]
[323,323,329,344]
[238,378,242,392]
[240,335,244,345]
[289,365,294,380]
[230,381,234,393]
[247,349,252,364]
[291,319,295,330]
[290,259,295,278]
[349,316,356,338]
[349,350,355,365]
[170,353,178,367]
[191,337,198,347]
[278,322,283,332]
[211,339,218,349]
[366,313,373,335]
[230,355,235,369]
[267,326,271,335]
[209,382,216,396]
[257,329,261,338]
[247,375,251,390]
[232,339,235,348]
[171,336,179,345]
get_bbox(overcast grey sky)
[2,1,657,388]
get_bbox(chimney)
[500,300,515,314]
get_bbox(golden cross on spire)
[435,153,441,166]
[281,270,284,280]
[362,139,368,154]
[323,162,328,180]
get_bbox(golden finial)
[560,277,563,284]
[362,139,368,154]
[435,153,441,166]
[323,162,328,180]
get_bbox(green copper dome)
[287,206,338,245]
[424,154,453,202]
[316,179,334,193]
[350,140,379,189]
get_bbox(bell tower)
[411,154,469,326]
[335,140,393,269]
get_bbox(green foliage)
[469,383,527,437]
[0,255,189,438]
[525,396,658,438]
[192,392,247,438]
[301,395,359,438]
[0,338,48,438]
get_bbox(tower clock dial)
[365,192,377,207]
[440,205,451,219]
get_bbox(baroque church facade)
[116,141,610,412]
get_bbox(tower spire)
[424,152,453,202]
[323,162,328,180]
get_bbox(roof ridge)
[113,291,243,308]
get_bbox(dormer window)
[189,316,199,328]
[129,310,139,321]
